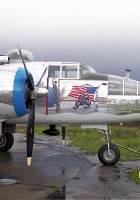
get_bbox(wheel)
[0,133,14,152]
[98,144,120,165]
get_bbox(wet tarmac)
[0,133,140,199]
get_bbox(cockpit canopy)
[80,64,97,78]
[7,49,33,63]
[47,63,97,79]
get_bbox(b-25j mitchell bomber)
[1,48,140,165]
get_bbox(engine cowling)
[0,66,33,119]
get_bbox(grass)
[46,184,59,189]
[16,125,46,135]
[128,170,140,184]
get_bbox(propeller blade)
[17,44,36,166]
[17,44,48,166]
[27,99,35,166]
[36,67,47,87]
[17,43,34,91]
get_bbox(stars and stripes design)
[68,85,98,102]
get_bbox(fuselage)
[1,61,140,126]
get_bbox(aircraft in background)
[1,48,140,165]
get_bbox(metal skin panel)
[0,66,15,105]
[0,66,31,119]
[108,74,140,115]
[6,112,140,126]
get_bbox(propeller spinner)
[17,44,48,166]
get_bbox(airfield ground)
[0,133,140,199]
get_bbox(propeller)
[17,43,47,166]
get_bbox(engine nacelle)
[0,66,33,119]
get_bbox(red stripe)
[68,86,87,98]
[46,78,49,115]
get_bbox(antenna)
[125,68,131,78]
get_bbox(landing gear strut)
[62,127,66,145]
[98,130,120,165]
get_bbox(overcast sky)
[0,0,140,80]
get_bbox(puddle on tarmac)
[46,165,121,200]
[0,152,13,162]
[98,165,120,182]
[0,178,17,185]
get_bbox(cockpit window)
[61,66,78,78]
[80,64,96,78]
[48,66,60,78]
